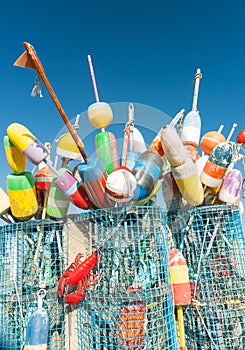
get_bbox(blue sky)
[0,1,245,221]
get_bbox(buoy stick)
[170,108,185,127]
[217,124,224,133]
[226,123,237,142]
[192,68,202,112]
[87,55,100,103]
[121,103,134,167]
[14,42,88,163]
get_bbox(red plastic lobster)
[57,250,100,304]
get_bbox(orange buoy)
[200,131,226,155]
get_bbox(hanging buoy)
[6,172,38,221]
[3,135,27,174]
[24,289,49,350]
[218,169,242,204]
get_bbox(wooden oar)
[14,42,88,163]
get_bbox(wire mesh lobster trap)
[70,206,178,350]
[0,219,67,349]
[168,204,245,350]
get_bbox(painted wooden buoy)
[95,131,118,174]
[6,172,38,221]
[196,155,208,177]
[132,151,163,201]
[56,132,84,160]
[78,157,115,209]
[218,169,242,204]
[179,110,201,147]
[54,171,92,209]
[46,168,70,219]
[105,167,137,203]
[7,123,49,165]
[3,135,26,174]
[172,157,204,206]
[88,102,113,129]
[200,142,234,188]
[160,125,187,167]
[200,130,226,155]
[236,130,245,145]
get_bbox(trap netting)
[0,220,67,349]
[168,204,245,350]
[70,206,178,350]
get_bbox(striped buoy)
[88,102,113,129]
[7,123,49,165]
[179,110,201,148]
[168,248,191,305]
[201,142,234,188]
[35,166,54,191]
[56,132,84,161]
[54,171,93,209]
[160,125,187,167]
[132,151,163,201]
[3,135,26,174]
[6,172,38,221]
[218,169,242,204]
[172,157,204,206]
[78,157,115,209]
[46,168,70,219]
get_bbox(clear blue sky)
[0,0,245,220]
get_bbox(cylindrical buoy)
[54,171,93,210]
[3,135,27,174]
[179,110,201,148]
[78,157,115,209]
[34,166,54,219]
[95,131,118,174]
[161,125,187,167]
[196,155,208,177]
[168,248,191,305]
[172,157,204,206]
[161,171,182,211]
[132,151,163,201]
[105,167,137,203]
[46,168,70,219]
[201,142,234,188]
[6,172,38,221]
[200,130,226,155]
[7,123,49,165]
[218,169,242,204]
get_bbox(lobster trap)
[168,204,245,349]
[0,206,178,349]
[0,219,67,349]
[70,206,178,349]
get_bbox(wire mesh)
[0,220,67,349]
[168,204,245,349]
[71,206,178,350]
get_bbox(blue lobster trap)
[168,204,245,350]
[0,206,178,349]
